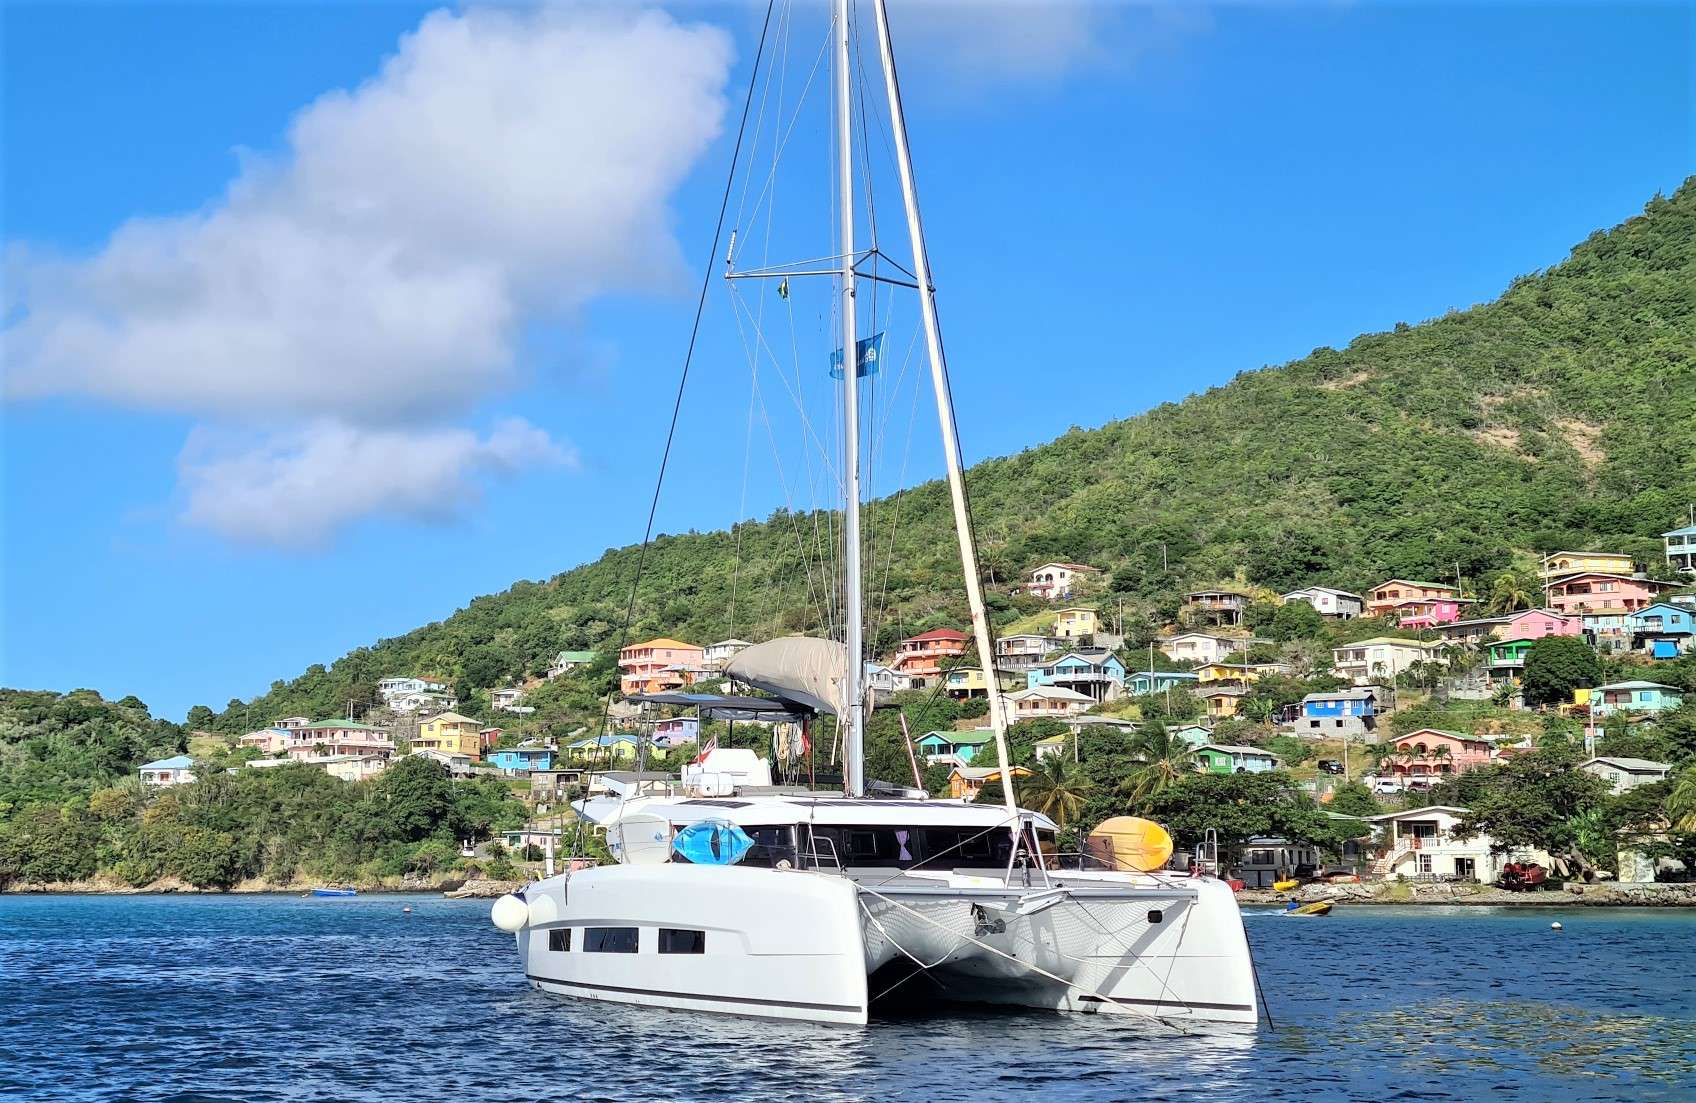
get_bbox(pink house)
[1390,728,1494,785]
[1497,609,1582,642]
[281,720,395,761]
[1392,598,1473,629]
[1545,573,1675,617]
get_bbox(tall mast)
[871,0,1017,817]
[835,0,866,797]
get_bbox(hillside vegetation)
[186,178,1696,727]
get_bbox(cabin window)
[584,927,639,953]
[548,928,571,952]
[658,928,706,954]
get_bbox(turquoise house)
[1590,681,1684,719]
[1125,670,1199,696]
[915,729,994,764]
[1628,602,1695,658]
[1170,724,1213,749]
[1027,651,1128,702]
[488,746,555,772]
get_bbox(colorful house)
[1032,734,1072,762]
[944,667,1023,699]
[1486,637,1536,683]
[1627,602,1696,658]
[1665,525,1696,574]
[1499,608,1583,641]
[1330,638,1440,685]
[999,685,1095,722]
[1026,651,1127,702]
[546,650,598,679]
[1545,573,1676,617]
[566,733,645,761]
[1540,551,1635,581]
[1292,689,1379,738]
[1024,562,1099,602]
[915,729,995,765]
[949,764,1031,801]
[490,687,529,713]
[239,727,291,755]
[414,712,484,760]
[1158,632,1246,667]
[1195,685,1247,721]
[1388,729,1494,784]
[1194,662,1265,687]
[487,746,556,772]
[1053,607,1100,639]
[1365,580,1459,619]
[618,638,705,696]
[1185,590,1249,628]
[1194,744,1278,775]
[1389,597,1473,630]
[1281,586,1364,619]
[1170,724,1214,749]
[650,716,700,747]
[1125,670,1200,696]
[702,639,752,672]
[1589,681,1684,719]
[283,720,396,761]
[138,754,196,787]
[891,628,970,685]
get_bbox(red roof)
[906,628,968,642]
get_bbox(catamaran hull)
[858,875,1258,1025]
[508,867,1255,1027]
[515,864,871,1025]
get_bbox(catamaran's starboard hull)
[509,866,1256,1028]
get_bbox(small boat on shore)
[1283,900,1333,917]
[310,887,358,898]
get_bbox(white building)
[1330,637,1441,685]
[138,755,196,787]
[703,639,753,672]
[1281,586,1364,619]
[390,691,458,715]
[545,651,597,680]
[377,676,448,703]
[1024,562,1099,602]
[1580,756,1672,795]
[1367,806,1546,883]
[317,753,390,782]
[274,716,311,730]
[410,747,474,776]
[1158,632,1247,667]
[491,687,533,714]
[998,685,1094,723]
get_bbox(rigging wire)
[571,0,778,855]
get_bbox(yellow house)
[1054,607,1099,639]
[1195,662,1263,686]
[415,711,485,760]
[943,667,1023,699]
[1541,551,1634,581]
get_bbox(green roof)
[557,650,597,662]
[919,730,995,745]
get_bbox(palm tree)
[1488,570,1537,613]
[1119,727,1198,810]
[1018,756,1092,830]
[1666,770,1696,832]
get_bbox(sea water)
[2,894,1692,1102]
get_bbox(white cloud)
[179,417,573,546]
[4,5,733,421]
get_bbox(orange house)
[618,638,705,696]
[1366,579,1460,618]
[1389,728,1494,785]
[890,628,969,684]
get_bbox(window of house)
[658,928,706,954]
[584,927,639,953]
[548,928,572,952]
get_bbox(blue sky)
[3,1,1691,722]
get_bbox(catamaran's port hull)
[510,866,1256,1028]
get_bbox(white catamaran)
[491,0,1259,1029]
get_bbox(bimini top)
[627,692,813,722]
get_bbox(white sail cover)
[723,636,847,717]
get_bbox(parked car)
[1368,776,1402,794]
[1317,759,1344,776]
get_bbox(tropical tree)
[1017,757,1092,830]
[1667,769,1696,832]
[1119,726,1199,810]
[1487,569,1538,613]
[1522,636,1603,708]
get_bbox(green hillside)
[212,180,1696,729]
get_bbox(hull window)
[658,928,706,954]
[548,928,572,952]
[584,927,639,954]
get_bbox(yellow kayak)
[1283,900,1334,917]
[1272,878,1301,892]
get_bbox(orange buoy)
[1085,817,1174,873]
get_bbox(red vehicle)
[1498,862,1549,891]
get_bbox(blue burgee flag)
[828,332,883,380]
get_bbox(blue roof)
[1663,525,1696,537]
[140,755,195,771]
